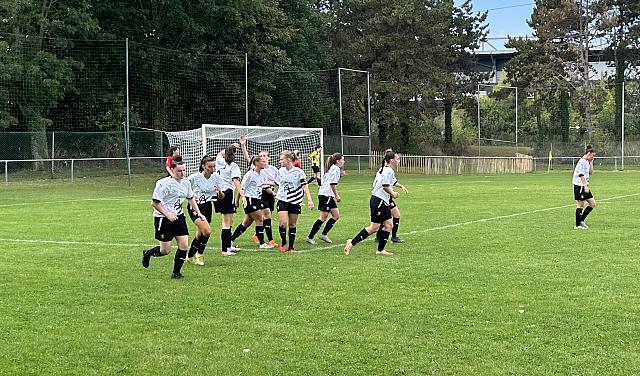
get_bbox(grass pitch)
[1,170,639,375]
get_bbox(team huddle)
[142,139,406,279]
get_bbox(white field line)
[0,197,149,207]
[1,192,638,252]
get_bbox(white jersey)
[152,176,194,218]
[572,158,591,186]
[319,164,341,197]
[371,166,395,204]
[241,169,266,199]
[260,165,279,187]
[187,172,221,205]
[276,167,307,204]
[216,154,241,191]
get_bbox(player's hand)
[308,201,314,210]
[231,142,240,149]
[585,186,590,193]
[239,135,246,145]
[198,213,206,221]
[167,213,178,222]
[336,195,341,203]
[242,196,248,208]
[392,191,399,199]
[400,186,409,194]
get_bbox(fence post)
[615,157,618,170]
[358,156,361,173]
[4,161,7,185]
[71,159,74,183]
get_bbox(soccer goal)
[164,124,324,176]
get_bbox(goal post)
[164,124,324,176]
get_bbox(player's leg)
[221,213,235,255]
[575,200,585,228]
[172,234,189,278]
[143,217,174,268]
[278,207,289,252]
[390,206,403,243]
[319,208,339,243]
[287,212,299,252]
[376,218,393,256]
[307,206,328,244]
[581,197,596,227]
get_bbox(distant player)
[344,150,400,256]
[573,146,597,229]
[216,141,245,255]
[237,138,279,247]
[142,159,205,279]
[165,145,180,175]
[185,155,222,266]
[306,152,344,244]
[307,144,322,186]
[292,150,302,169]
[276,150,314,253]
[376,150,409,244]
[229,155,274,249]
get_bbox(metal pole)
[71,159,74,183]
[515,86,518,154]
[621,81,625,170]
[366,71,372,168]
[51,131,55,175]
[4,161,7,185]
[338,68,344,154]
[125,38,132,186]
[245,53,249,126]
[477,83,481,157]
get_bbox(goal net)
[165,124,324,176]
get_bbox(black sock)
[288,227,297,249]
[575,208,582,227]
[378,230,390,252]
[581,206,594,222]
[279,226,287,246]
[256,225,265,244]
[351,228,370,246]
[308,219,324,239]
[322,218,337,235]
[173,249,187,274]
[231,224,247,241]
[198,235,209,254]
[144,245,162,257]
[392,217,400,238]
[188,238,201,258]
[222,229,232,252]
[264,218,273,241]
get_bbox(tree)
[593,0,640,138]
[0,0,99,167]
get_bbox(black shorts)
[318,195,338,212]
[370,196,392,224]
[277,200,302,215]
[389,198,397,209]
[154,214,189,242]
[261,189,275,211]
[188,202,213,223]
[312,165,321,174]
[574,185,594,201]
[214,189,236,214]
[244,197,265,215]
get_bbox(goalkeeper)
[307,144,322,186]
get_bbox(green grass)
[1,171,640,375]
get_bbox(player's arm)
[580,175,589,192]
[233,177,246,207]
[239,135,251,163]
[383,185,399,199]
[152,200,177,221]
[303,183,314,209]
[395,182,409,193]
[331,183,340,202]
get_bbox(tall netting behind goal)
[164,125,323,176]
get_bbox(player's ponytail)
[224,145,236,164]
[378,150,396,173]
[325,152,343,172]
[167,145,179,157]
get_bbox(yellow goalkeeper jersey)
[309,150,321,166]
